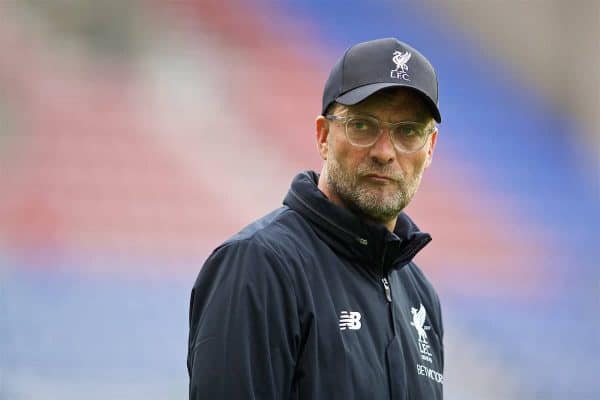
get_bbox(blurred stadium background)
[1,1,598,399]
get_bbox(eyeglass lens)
[345,117,428,152]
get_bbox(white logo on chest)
[411,304,433,363]
[339,311,362,330]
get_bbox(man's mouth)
[364,174,396,183]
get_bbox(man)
[188,37,444,399]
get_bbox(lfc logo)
[410,304,433,363]
[390,50,411,81]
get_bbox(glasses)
[326,114,435,153]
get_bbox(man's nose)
[368,128,396,164]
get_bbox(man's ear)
[424,128,438,168]
[315,115,329,160]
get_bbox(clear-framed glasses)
[326,114,436,153]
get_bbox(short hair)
[323,101,343,116]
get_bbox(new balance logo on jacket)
[339,311,362,330]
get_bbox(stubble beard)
[327,157,425,224]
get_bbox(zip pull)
[381,277,392,302]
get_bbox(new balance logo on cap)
[339,310,362,330]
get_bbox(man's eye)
[349,119,371,130]
[397,125,422,137]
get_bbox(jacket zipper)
[382,275,397,339]
[381,277,392,302]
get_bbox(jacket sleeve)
[187,239,300,399]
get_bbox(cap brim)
[335,82,441,123]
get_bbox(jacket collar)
[283,171,432,276]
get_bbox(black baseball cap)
[322,38,441,123]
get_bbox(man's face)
[319,88,437,224]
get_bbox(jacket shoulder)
[195,207,309,288]
[191,207,305,326]
[222,206,313,261]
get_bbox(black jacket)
[188,171,444,399]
